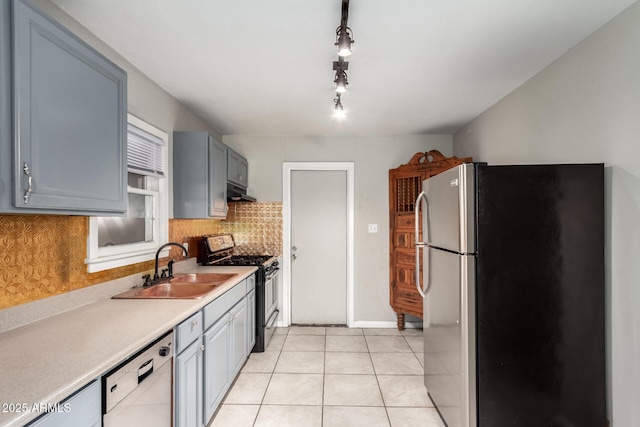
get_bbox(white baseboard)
[274,320,423,329]
[352,320,423,329]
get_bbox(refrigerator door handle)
[414,191,430,298]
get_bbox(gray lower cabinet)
[203,313,231,422]
[174,275,256,427]
[28,380,101,427]
[1,0,127,215]
[230,298,248,379]
[227,147,248,188]
[247,288,256,353]
[175,339,204,427]
[173,132,227,218]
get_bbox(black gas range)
[197,235,280,352]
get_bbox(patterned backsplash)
[169,201,283,259]
[0,202,282,309]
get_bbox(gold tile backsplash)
[0,202,282,310]
[169,202,283,258]
[223,202,283,256]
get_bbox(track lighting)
[335,26,354,57]
[335,71,348,93]
[333,58,349,93]
[331,0,354,116]
[334,93,345,119]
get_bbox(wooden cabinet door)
[389,151,472,329]
[11,0,126,214]
[175,340,203,427]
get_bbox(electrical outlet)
[368,224,378,233]
[183,242,189,254]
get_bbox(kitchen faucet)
[151,242,189,284]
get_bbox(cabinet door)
[29,380,101,427]
[238,156,248,188]
[227,148,248,188]
[208,136,227,217]
[1,2,10,194]
[175,340,203,427]
[173,132,227,219]
[246,289,256,354]
[203,313,231,423]
[227,148,240,185]
[11,0,127,213]
[230,297,248,378]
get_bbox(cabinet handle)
[191,319,198,327]
[23,163,33,204]
[200,344,205,352]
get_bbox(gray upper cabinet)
[1,0,127,214]
[173,131,227,218]
[1,2,11,179]
[227,147,248,188]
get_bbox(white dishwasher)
[103,331,173,427]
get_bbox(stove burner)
[214,255,274,266]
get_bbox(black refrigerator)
[414,163,605,427]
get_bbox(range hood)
[227,182,256,202]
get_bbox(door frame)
[282,162,355,327]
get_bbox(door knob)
[292,254,297,260]
[292,246,297,252]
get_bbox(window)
[85,114,169,273]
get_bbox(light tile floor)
[210,326,445,427]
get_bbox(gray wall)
[224,135,452,323]
[33,0,222,214]
[453,3,640,425]
[34,0,454,325]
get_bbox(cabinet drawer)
[395,213,416,229]
[395,249,416,265]
[204,280,246,330]
[176,311,203,354]
[246,274,256,293]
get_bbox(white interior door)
[290,170,347,325]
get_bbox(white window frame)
[85,114,169,273]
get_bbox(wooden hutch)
[389,150,472,330]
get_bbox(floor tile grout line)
[321,329,327,426]
[252,329,287,426]
[364,331,394,426]
[216,327,429,426]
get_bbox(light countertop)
[0,264,257,427]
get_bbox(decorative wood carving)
[389,150,472,330]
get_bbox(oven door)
[264,266,280,347]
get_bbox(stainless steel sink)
[112,273,238,299]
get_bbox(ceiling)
[51,0,636,136]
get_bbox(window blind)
[127,124,166,177]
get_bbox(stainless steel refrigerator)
[414,163,605,427]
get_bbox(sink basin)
[169,273,237,284]
[112,273,238,299]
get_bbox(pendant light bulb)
[335,71,348,93]
[335,27,354,57]
[334,94,345,119]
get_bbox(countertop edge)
[0,265,257,427]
